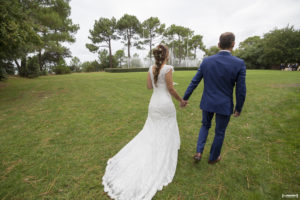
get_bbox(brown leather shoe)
[193,153,202,162]
[208,156,221,164]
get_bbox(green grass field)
[0,70,299,200]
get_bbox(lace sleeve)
[148,65,152,72]
[165,65,174,73]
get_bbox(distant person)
[285,63,292,71]
[181,32,246,164]
[280,63,285,71]
[292,63,297,71]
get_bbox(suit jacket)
[183,51,246,116]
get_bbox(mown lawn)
[0,70,299,200]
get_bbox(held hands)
[180,100,188,108]
[233,110,240,117]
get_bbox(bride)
[102,44,185,200]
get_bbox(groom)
[181,32,246,164]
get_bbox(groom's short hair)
[219,32,235,49]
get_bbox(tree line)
[77,15,300,71]
[85,14,206,69]
[205,25,300,69]
[1,0,299,81]
[0,0,79,80]
[235,25,300,69]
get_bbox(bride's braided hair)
[152,44,169,86]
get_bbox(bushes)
[0,60,15,81]
[83,64,96,72]
[70,57,82,72]
[0,66,7,81]
[81,61,102,72]
[39,70,48,76]
[53,58,71,74]
[105,68,149,73]
[3,62,15,75]
[131,57,143,68]
[173,67,198,71]
[98,49,118,69]
[53,65,71,74]
[69,65,82,72]
[26,56,40,78]
[18,56,40,78]
[105,67,198,73]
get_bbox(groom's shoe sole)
[208,156,222,165]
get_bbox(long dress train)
[102,65,180,200]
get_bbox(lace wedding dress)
[102,65,181,200]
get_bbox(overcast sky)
[66,0,300,63]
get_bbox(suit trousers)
[196,110,231,161]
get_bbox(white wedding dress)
[102,65,181,200]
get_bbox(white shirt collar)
[219,50,231,53]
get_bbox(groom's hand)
[233,111,240,117]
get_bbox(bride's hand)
[180,100,188,108]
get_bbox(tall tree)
[86,17,118,68]
[0,0,79,77]
[117,14,140,67]
[0,0,41,79]
[98,49,118,69]
[204,46,219,56]
[164,25,193,63]
[234,26,300,68]
[35,0,79,71]
[141,17,165,59]
[260,25,300,67]
[115,50,125,67]
[234,36,263,69]
[189,35,205,59]
[70,56,81,72]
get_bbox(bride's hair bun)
[152,44,169,86]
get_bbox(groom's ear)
[232,42,235,48]
[218,43,221,49]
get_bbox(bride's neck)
[161,60,167,66]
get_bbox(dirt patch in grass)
[56,88,68,95]
[27,89,68,100]
[0,83,7,90]
[40,137,52,146]
[1,159,22,179]
[31,91,53,99]
[36,91,51,99]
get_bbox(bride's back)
[148,64,175,119]
[149,64,174,93]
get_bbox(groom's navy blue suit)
[183,50,246,161]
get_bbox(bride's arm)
[147,72,153,89]
[165,70,183,103]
